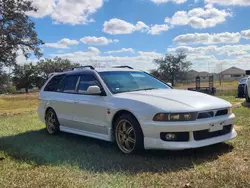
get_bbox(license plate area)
[209,122,224,132]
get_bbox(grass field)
[0,93,250,188]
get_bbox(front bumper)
[142,113,237,150]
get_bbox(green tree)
[0,0,44,67]
[37,57,80,80]
[12,63,38,93]
[0,65,8,93]
[152,52,191,86]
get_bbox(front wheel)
[114,114,144,154]
[245,87,250,102]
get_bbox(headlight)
[228,107,233,115]
[153,112,197,122]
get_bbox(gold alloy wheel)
[115,119,136,153]
[46,111,57,134]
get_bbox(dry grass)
[0,93,38,116]
[176,81,239,96]
[0,92,250,187]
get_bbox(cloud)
[148,24,169,35]
[241,29,250,39]
[27,0,55,18]
[28,0,103,25]
[50,50,163,70]
[165,6,231,29]
[45,38,79,49]
[50,47,100,59]
[105,48,135,54]
[168,44,250,57]
[103,18,147,34]
[174,32,241,45]
[103,18,169,35]
[205,0,250,6]
[138,51,162,57]
[150,0,187,4]
[80,36,119,45]
[174,29,250,45]
[168,44,250,72]
[135,21,150,32]
[88,47,100,55]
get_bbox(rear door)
[72,73,108,135]
[50,75,79,127]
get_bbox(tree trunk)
[171,73,175,86]
[25,87,28,93]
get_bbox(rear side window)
[44,74,65,92]
[63,76,79,93]
[78,75,100,94]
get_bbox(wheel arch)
[45,107,55,120]
[111,109,143,136]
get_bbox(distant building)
[186,66,245,82]
[187,70,210,82]
[219,66,246,80]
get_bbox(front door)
[72,74,108,135]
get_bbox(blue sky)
[19,0,250,72]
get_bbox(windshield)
[240,78,247,84]
[99,71,170,94]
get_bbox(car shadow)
[0,129,233,174]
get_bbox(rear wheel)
[114,113,144,154]
[245,87,250,102]
[45,109,60,134]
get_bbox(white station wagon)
[38,66,237,154]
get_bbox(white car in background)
[38,66,237,154]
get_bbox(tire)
[114,113,144,154]
[45,108,60,134]
[246,87,250,102]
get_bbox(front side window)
[63,75,79,93]
[78,75,101,94]
[99,71,170,94]
[44,74,65,92]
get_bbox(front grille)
[197,108,228,119]
[193,125,232,141]
[197,111,214,119]
[215,109,228,116]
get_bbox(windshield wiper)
[143,88,157,90]
[127,88,157,92]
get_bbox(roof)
[220,66,245,75]
[198,71,209,77]
[187,70,210,77]
[188,69,199,74]
[50,67,141,77]
[95,68,140,72]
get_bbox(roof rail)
[112,65,133,69]
[72,66,95,70]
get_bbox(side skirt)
[60,126,112,142]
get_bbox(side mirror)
[167,82,172,87]
[87,85,101,95]
[246,70,250,75]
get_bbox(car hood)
[115,89,231,112]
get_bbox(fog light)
[165,133,176,140]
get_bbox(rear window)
[44,74,65,92]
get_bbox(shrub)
[6,86,16,94]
